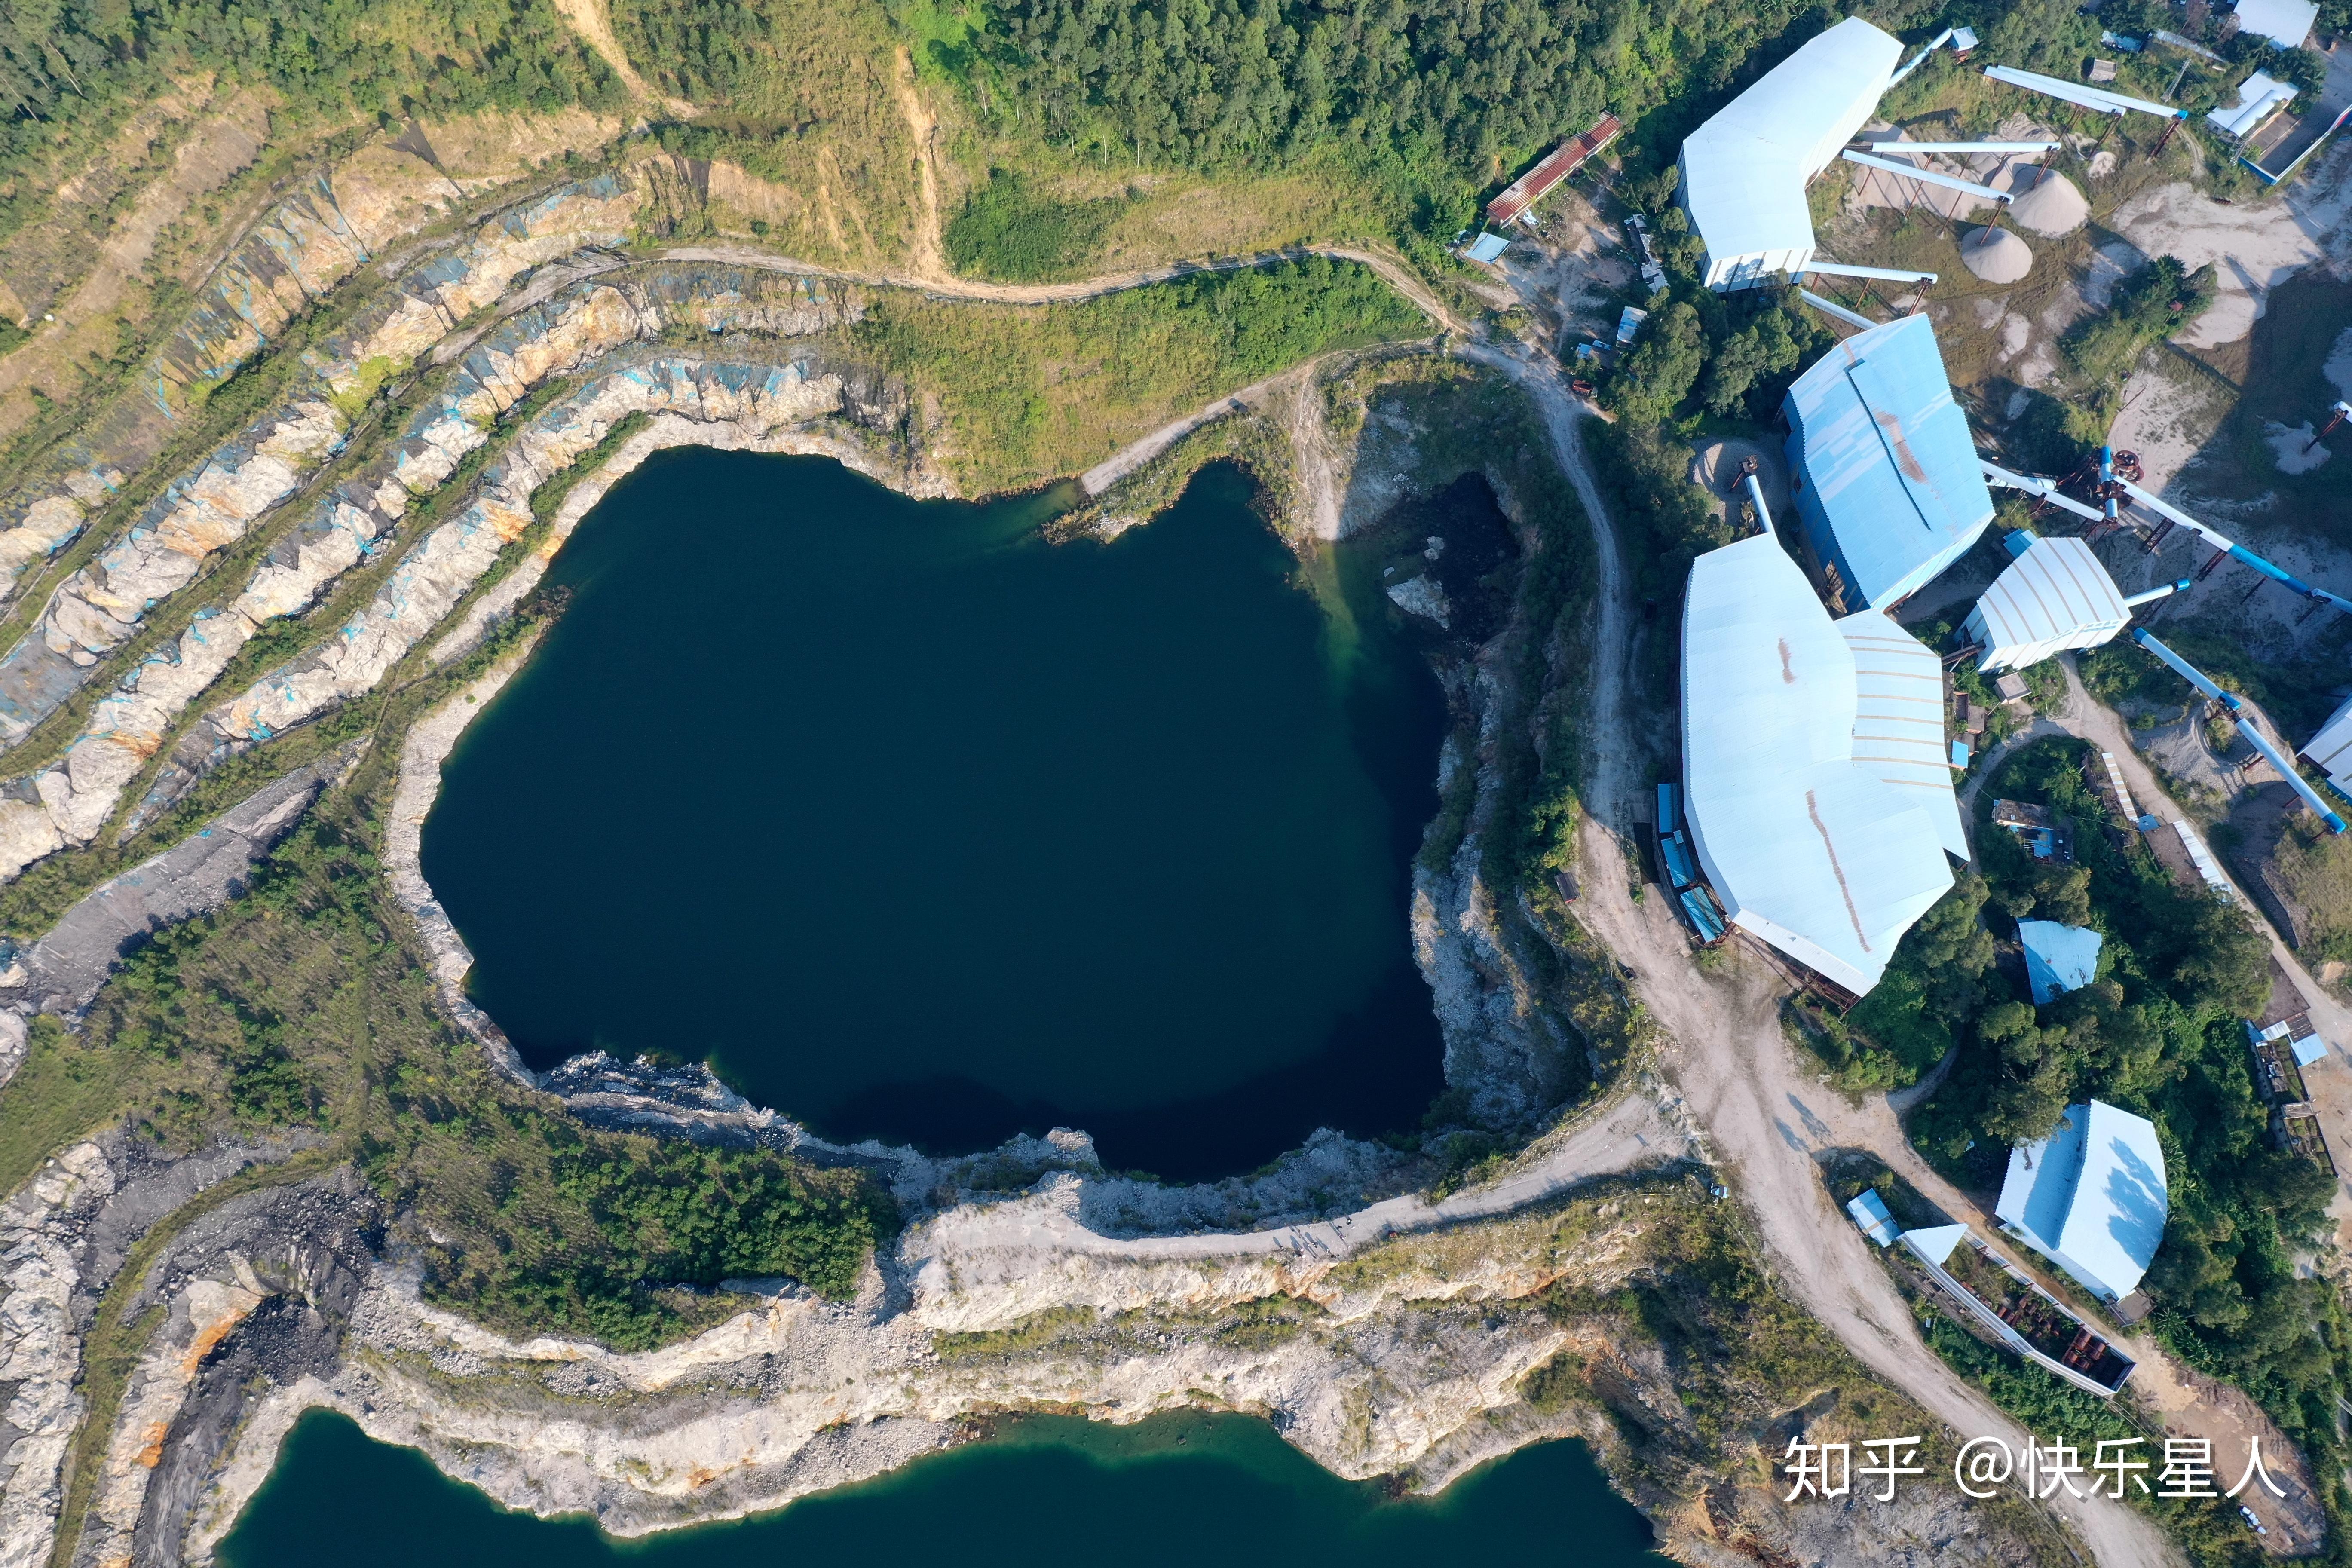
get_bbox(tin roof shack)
[1652,782,1730,942]
[2019,919,2103,1004]
[1460,231,1512,264]
[1679,532,1963,996]
[1486,114,1623,228]
[1783,315,1996,614]
[2083,749,2145,831]
[1995,1100,2169,1304]
[1991,799,2069,861]
[2247,1036,2336,1175]
[1901,1224,2139,1395]
[2233,0,2319,48]
[2245,959,2337,1173]
[1964,537,2133,672]
[2249,957,2328,1066]
[2149,816,2234,900]
[1679,18,1904,290]
[1848,1188,1901,1246]
[2303,693,2352,803]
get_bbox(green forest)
[1842,738,2352,1483]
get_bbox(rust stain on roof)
[1779,637,1796,684]
[1806,788,1871,952]
[1873,409,1929,483]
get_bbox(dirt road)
[1461,332,2181,1566]
[656,241,1468,332]
[2044,659,2352,1259]
[926,1086,1691,1266]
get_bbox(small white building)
[2303,693,2352,802]
[1680,531,1963,996]
[1965,536,2131,671]
[1679,18,1905,289]
[2207,71,2299,141]
[2232,0,2319,48]
[1995,1100,2169,1303]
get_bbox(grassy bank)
[848,256,1428,493]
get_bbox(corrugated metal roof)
[2019,918,2104,1004]
[1487,115,1623,225]
[1785,313,1996,608]
[1996,1101,2168,1302]
[2233,0,2318,48]
[1847,1190,1899,1246]
[2303,693,2352,798]
[1680,533,1957,996]
[1967,536,2130,670]
[1679,18,1902,286]
[1462,231,1512,263]
[1839,611,1968,859]
[2208,70,2298,138]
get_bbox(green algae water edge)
[419,451,1448,1179]
[217,1410,1672,1568]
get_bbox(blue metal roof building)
[1782,315,1995,614]
[1996,1100,2168,1303]
[2018,919,2103,1005]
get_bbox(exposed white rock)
[213,358,851,747]
[0,270,858,882]
[0,1145,116,1568]
[1385,573,1452,627]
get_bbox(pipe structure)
[1978,459,2106,522]
[1984,65,2188,120]
[1888,26,1957,86]
[2096,446,2123,527]
[1797,288,1882,331]
[1797,259,1940,283]
[1744,473,1777,537]
[2122,578,2193,607]
[1853,140,2062,153]
[2129,628,2348,832]
[1840,148,2013,203]
[2116,477,2352,615]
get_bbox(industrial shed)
[1784,314,1995,613]
[1964,536,2131,671]
[2019,919,2103,1005]
[2305,694,2352,801]
[1678,17,1904,289]
[1996,1099,2168,1303]
[1679,531,1961,996]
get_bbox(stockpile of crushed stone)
[2007,168,2089,236]
[1962,225,2034,283]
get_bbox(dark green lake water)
[215,1409,1671,1568]
[420,452,1449,1178]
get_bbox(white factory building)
[1965,536,2132,671]
[1680,529,1963,995]
[1996,1100,2170,1304]
[1678,17,1905,289]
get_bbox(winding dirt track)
[656,241,1468,330]
[1458,339,2181,1568]
[639,234,2178,1561]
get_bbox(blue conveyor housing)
[2129,628,2348,832]
[2117,477,2352,617]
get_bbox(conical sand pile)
[1962,225,2034,284]
[2006,168,2089,237]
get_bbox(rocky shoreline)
[0,133,2062,1568]
[0,387,1697,1568]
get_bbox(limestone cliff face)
[0,1131,2040,1568]
[0,1134,326,1568]
[0,159,624,609]
[0,266,867,883]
